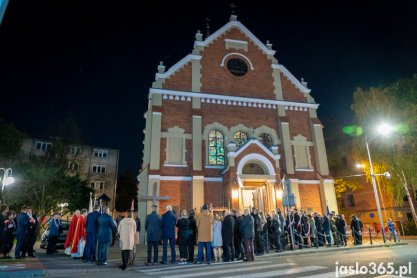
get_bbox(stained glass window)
[234,131,248,148]
[258,133,273,148]
[208,130,225,165]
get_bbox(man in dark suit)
[145,204,161,266]
[222,209,235,262]
[161,205,176,264]
[97,207,116,266]
[15,205,29,259]
[22,207,38,257]
[46,212,61,255]
[83,205,101,263]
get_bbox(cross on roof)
[139,182,170,206]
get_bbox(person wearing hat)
[145,204,161,266]
[46,212,61,255]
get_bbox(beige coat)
[118,218,137,250]
[196,210,214,242]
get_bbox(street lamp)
[365,122,394,243]
[0,168,14,203]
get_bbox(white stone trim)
[156,54,201,79]
[205,165,225,169]
[163,164,188,168]
[193,176,204,180]
[204,177,223,182]
[237,153,276,176]
[194,20,275,56]
[151,88,319,110]
[295,168,314,172]
[149,175,161,180]
[220,52,254,70]
[298,180,321,184]
[152,111,162,115]
[323,179,335,183]
[224,39,248,45]
[160,176,192,181]
[233,139,280,161]
[272,64,311,93]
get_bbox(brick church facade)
[138,15,338,219]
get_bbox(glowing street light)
[365,122,394,243]
[0,168,14,204]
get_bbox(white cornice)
[150,88,319,110]
[194,20,276,56]
[233,139,281,161]
[273,64,311,93]
[156,54,201,79]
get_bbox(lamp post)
[0,168,14,203]
[365,135,387,243]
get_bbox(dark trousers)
[179,240,188,259]
[1,234,14,254]
[121,250,130,268]
[338,230,346,245]
[273,233,282,251]
[162,237,176,263]
[46,235,59,255]
[187,238,195,261]
[324,228,331,245]
[97,241,110,264]
[22,231,36,256]
[295,227,303,248]
[223,242,234,261]
[243,239,254,261]
[84,232,98,261]
[234,237,244,259]
[311,236,319,248]
[254,231,264,254]
[147,240,159,263]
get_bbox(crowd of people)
[144,204,388,266]
[0,204,38,259]
[1,202,401,270]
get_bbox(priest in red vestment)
[64,210,80,255]
[71,209,88,258]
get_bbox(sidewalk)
[0,238,412,278]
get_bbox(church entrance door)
[241,183,267,212]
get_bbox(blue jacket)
[48,218,60,237]
[16,213,29,236]
[97,213,116,243]
[161,210,176,239]
[145,211,162,241]
[86,211,100,234]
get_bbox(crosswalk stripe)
[224,266,327,278]
[300,271,356,278]
[139,260,246,273]
[159,263,296,278]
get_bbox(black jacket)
[145,211,162,242]
[240,215,254,240]
[221,215,235,244]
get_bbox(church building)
[138,15,338,219]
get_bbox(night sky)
[1,1,417,174]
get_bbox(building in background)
[21,138,119,210]
[138,15,336,221]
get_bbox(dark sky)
[1,0,417,174]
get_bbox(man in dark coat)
[350,215,363,245]
[322,213,331,246]
[15,205,29,259]
[313,212,323,246]
[145,205,162,266]
[46,212,61,255]
[97,207,116,266]
[240,208,255,262]
[83,205,101,263]
[293,209,303,249]
[23,207,38,257]
[276,209,285,251]
[222,209,235,262]
[161,205,176,264]
[233,210,244,260]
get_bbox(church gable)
[161,61,193,91]
[199,27,276,99]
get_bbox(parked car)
[40,219,70,249]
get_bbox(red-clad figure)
[70,209,88,258]
[64,210,80,254]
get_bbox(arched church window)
[242,162,267,175]
[208,130,225,165]
[258,133,273,148]
[234,131,248,148]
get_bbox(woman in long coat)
[176,210,190,264]
[118,211,137,270]
[212,214,223,263]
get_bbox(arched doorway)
[236,153,277,213]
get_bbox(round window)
[227,58,248,76]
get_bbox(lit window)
[234,131,248,148]
[208,130,224,166]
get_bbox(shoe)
[160,261,167,264]
[207,261,211,265]
[102,262,108,266]
[153,262,159,266]
[171,260,176,264]
[28,254,36,258]
[197,261,202,264]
